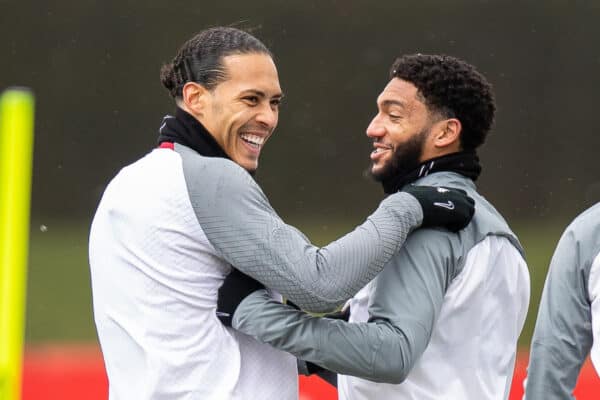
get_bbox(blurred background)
[2,0,600,397]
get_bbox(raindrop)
[40,225,48,232]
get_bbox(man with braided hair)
[88,29,474,399]
[231,54,531,399]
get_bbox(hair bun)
[160,63,177,97]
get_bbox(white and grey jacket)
[89,143,430,400]
[232,172,530,400]
[525,202,600,399]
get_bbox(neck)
[157,107,230,160]
[381,151,482,194]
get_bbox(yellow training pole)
[0,88,35,400]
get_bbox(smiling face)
[366,78,434,180]
[195,53,282,172]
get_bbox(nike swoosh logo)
[434,201,455,210]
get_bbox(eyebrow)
[241,89,284,99]
[380,99,406,109]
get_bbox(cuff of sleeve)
[231,288,271,330]
[380,191,424,229]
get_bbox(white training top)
[339,236,530,400]
[89,148,297,399]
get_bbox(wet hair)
[390,54,496,150]
[160,27,272,98]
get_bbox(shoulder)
[402,228,459,256]
[174,144,257,190]
[104,149,184,197]
[174,143,248,180]
[172,144,269,209]
[389,228,461,285]
[555,203,600,274]
[368,228,458,320]
[567,203,600,240]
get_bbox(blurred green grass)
[26,220,95,342]
[25,217,570,346]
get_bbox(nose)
[255,104,278,129]
[366,113,385,138]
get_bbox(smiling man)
[88,29,475,400]
[231,54,531,399]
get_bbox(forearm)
[232,290,422,384]
[201,186,422,313]
[275,192,422,311]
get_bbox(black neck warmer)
[157,107,230,159]
[382,151,482,194]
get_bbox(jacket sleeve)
[524,229,594,400]
[181,151,423,313]
[231,229,453,383]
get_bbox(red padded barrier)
[21,345,599,400]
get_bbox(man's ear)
[432,118,462,149]
[181,82,209,118]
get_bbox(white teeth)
[373,146,392,153]
[240,133,265,146]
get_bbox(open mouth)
[240,133,266,149]
[371,147,391,154]
[371,144,393,155]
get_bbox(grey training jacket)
[232,172,528,393]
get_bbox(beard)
[369,127,430,183]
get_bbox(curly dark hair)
[390,54,496,150]
[160,27,272,99]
